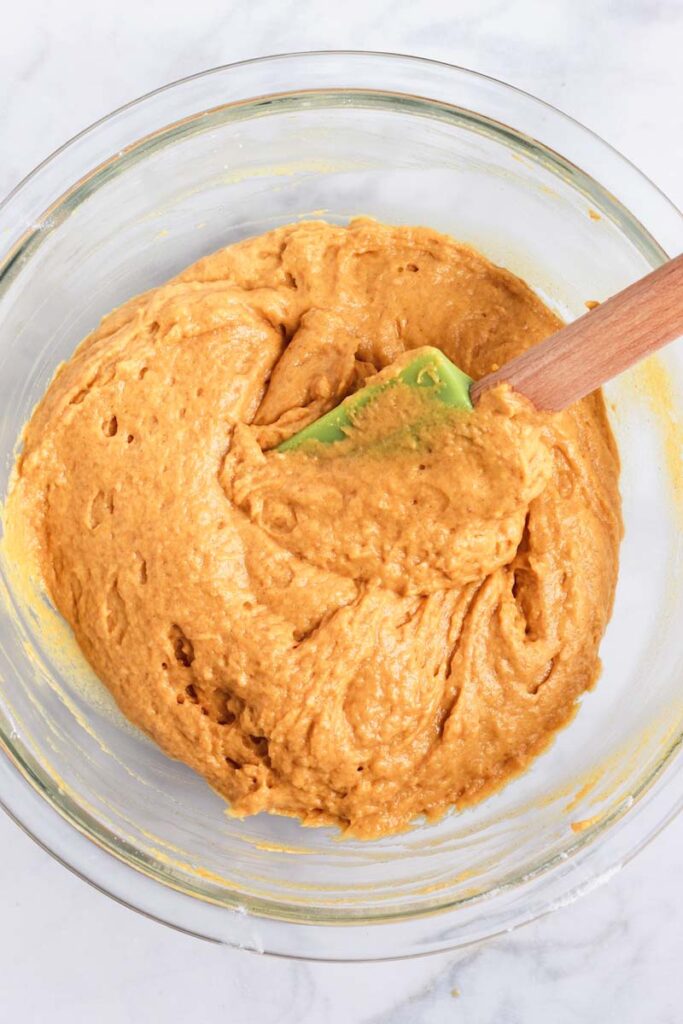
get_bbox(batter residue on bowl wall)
[5,218,622,838]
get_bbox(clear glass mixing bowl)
[0,52,682,961]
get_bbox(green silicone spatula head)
[276,347,473,452]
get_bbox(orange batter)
[7,219,622,837]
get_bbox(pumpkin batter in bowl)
[6,218,621,839]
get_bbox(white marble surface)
[2,1,682,1021]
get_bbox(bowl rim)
[3,47,683,224]
[1,49,682,961]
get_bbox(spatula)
[277,254,683,452]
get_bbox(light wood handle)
[470,253,683,411]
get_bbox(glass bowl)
[0,52,682,962]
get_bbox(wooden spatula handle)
[471,253,683,411]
